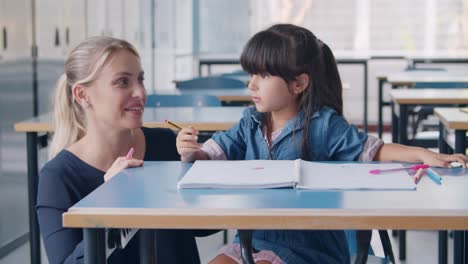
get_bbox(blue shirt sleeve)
[324,111,368,161]
[211,109,251,160]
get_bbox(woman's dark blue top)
[36,127,200,264]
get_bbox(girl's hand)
[176,126,201,162]
[419,149,468,168]
[104,157,144,182]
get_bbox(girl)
[37,36,203,263]
[176,24,468,264]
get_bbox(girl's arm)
[374,143,468,168]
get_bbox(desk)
[160,88,252,105]
[389,92,468,263]
[198,54,369,132]
[377,71,468,138]
[62,161,468,263]
[13,106,245,264]
[390,89,468,145]
[435,108,468,154]
[435,107,468,264]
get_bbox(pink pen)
[125,147,135,160]
[369,164,429,175]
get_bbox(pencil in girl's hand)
[165,119,183,130]
[125,147,135,160]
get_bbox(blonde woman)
[37,37,202,263]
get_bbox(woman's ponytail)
[48,73,85,159]
[320,42,343,115]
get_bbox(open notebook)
[177,160,416,190]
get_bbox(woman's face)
[86,49,146,130]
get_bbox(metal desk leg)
[398,230,406,260]
[26,132,41,264]
[438,124,449,264]
[453,130,467,264]
[454,130,467,154]
[398,104,408,145]
[464,231,468,264]
[238,230,255,264]
[84,229,106,264]
[454,231,464,264]
[363,62,368,133]
[378,78,385,139]
[391,103,398,143]
[139,229,154,264]
[438,231,448,264]
[438,123,449,154]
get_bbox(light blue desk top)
[386,70,468,84]
[63,161,468,230]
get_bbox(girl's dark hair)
[240,24,343,160]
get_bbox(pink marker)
[369,164,429,174]
[125,147,135,160]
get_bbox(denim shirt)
[212,106,367,162]
[211,106,368,264]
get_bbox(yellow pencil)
[165,119,183,130]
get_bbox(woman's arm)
[374,143,468,168]
[37,206,84,264]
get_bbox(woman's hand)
[176,126,203,162]
[104,157,144,182]
[418,149,468,168]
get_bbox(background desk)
[390,89,468,145]
[435,107,468,154]
[63,161,468,264]
[377,71,468,138]
[435,107,468,264]
[13,106,246,264]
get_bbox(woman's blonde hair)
[48,36,139,159]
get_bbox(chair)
[221,69,248,77]
[146,94,222,107]
[174,76,246,89]
[348,230,395,264]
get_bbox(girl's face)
[248,74,300,114]
[86,49,146,130]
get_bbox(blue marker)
[425,168,442,185]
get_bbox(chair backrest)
[221,69,248,77]
[174,76,246,89]
[146,94,222,107]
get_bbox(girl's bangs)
[240,31,295,80]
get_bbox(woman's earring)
[82,100,89,108]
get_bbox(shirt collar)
[250,107,321,130]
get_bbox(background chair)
[174,76,246,89]
[146,94,222,107]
